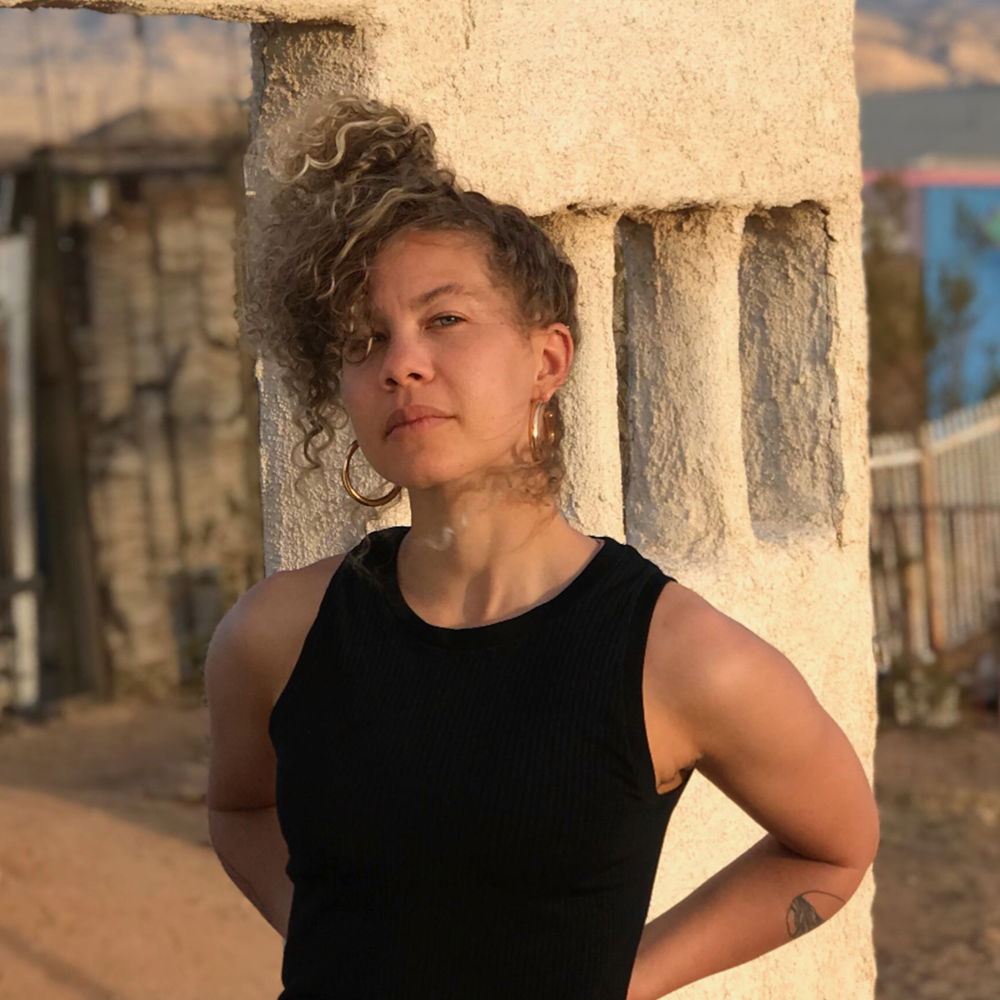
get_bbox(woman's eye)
[342,317,463,364]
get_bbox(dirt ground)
[871,721,1000,1000]
[0,693,281,1000]
[0,693,997,1000]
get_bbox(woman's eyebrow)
[409,282,484,307]
[369,282,485,323]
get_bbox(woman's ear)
[534,323,574,394]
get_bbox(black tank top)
[269,525,691,1000]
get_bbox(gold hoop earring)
[341,439,402,507]
[530,398,556,463]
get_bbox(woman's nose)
[379,331,434,387]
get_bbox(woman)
[205,94,879,1000]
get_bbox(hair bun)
[266,94,440,192]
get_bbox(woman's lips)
[388,415,451,436]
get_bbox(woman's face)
[339,228,569,492]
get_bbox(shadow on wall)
[612,202,842,550]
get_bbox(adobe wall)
[71,174,262,697]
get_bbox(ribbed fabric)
[269,525,691,1000]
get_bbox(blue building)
[862,86,1000,416]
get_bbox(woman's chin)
[375,460,453,492]
[380,459,482,494]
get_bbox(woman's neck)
[395,502,600,629]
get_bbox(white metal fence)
[870,393,1000,675]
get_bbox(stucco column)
[620,208,752,556]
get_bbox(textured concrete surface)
[7,1,876,996]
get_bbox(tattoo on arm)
[786,890,846,938]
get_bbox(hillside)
[0,9,251,152]
[856,0,1000,93]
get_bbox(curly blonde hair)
[238,92,580,525]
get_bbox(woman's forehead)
[371,281,490,314]
[375,227,486,265]
[364,230,521,322]
[366,261,504,314]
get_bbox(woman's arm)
[208,804,293,939]
[203,573,299,939]
[627,594,880,1000]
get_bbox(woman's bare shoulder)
[647,579,781,694]
[204,553,350,810]
[210,552,350,705]
[645,578,819,760]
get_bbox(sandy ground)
[872,722,1000,1000]
[0,693,997,1000]
[0,694,282,1000]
